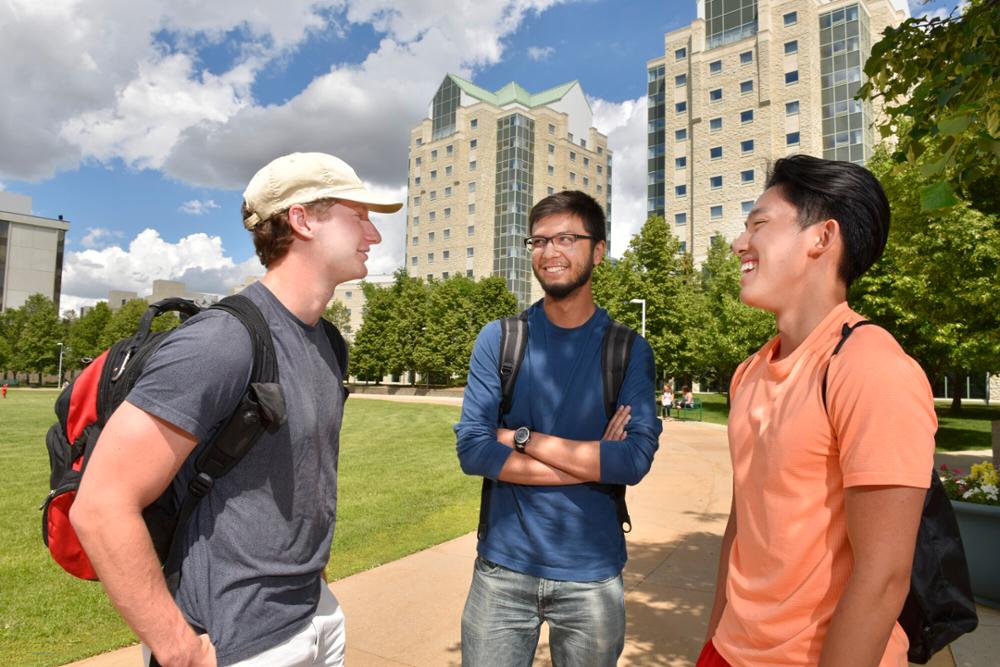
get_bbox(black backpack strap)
[161,295,285,598]
[821,320,875,410]
[478,311,529,542]
[601,319,638,534]
[320,318,350,403]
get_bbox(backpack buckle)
[187,472,214,499]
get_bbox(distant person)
[661,383,673,419]
[1,383,7,398]
[679,386,694,409]
[456,190,661,666]
[71,152,401,667]
[700,155,935,667]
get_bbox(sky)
[0,0,961,315]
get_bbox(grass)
[695,393,1000,451]
[0,389,472,666]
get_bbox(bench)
[674,398,703,421]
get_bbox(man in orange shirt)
[700,155,936,667]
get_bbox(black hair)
[766,154,890,287]
[528,190,607,242]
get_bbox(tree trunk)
[949,371,964,413]
[992,421,999,470]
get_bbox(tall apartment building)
[408,74,612,308]
[0,191,70,312]
[646,0,909,261]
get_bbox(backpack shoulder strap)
[210,295,279,384]
[821,320,876,411]
[498,310,529,419]
[320,318,350,403]
[600,320,637,420]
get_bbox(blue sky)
[0,0,958,313]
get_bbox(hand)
[496,428,514,448]
[602,405,631,441]
[192,634,216,667]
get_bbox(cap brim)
[335,187,403,214]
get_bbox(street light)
[57,342,64,387]
[628,298,646,338]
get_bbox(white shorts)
[145,584,346,667]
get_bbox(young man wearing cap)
[698,155,935,667]
[72,153,401,667]
[455,190,661,666]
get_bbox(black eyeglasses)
[524,233,596,251]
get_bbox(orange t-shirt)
[714,302,936,667]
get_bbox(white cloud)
[526,45,554,60]
[79,227,123,249]
[590,96,647,258]
[180,199,221,215]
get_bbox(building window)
[470,118,478,129]
[740,168,754,183]
[466,269,474,278]
[787,131,801,146]
[548,186,555,195]
[441,272,449,279]
[427,274,433,281]
[583,157,590,167]
[413,196,420,206]
[710,146,723,159]
[783,11,797,26]
[597,165,603,174]
[740,109,754,124]
[430,170,437,180]
[675,101,687,113]
[468,181,476,192]
[415,156,422,166]
[741,139,754,153]
[429,211,436,221]
[709,59,722,75]
[429,191,437,201]
[428,232,435,242]
[570,151,577,161]
[740,80,754,94]
[675,184,687,197]
[675,74,687,87]
[431,149,437,160]
[445,165,453,176]
[597,147,603,155]
[710,175,723,189]
[411,256,417,265]
[413,215,420,225]
[679,241,687,253]
[710,205,724,219]
[548,123,556,135]
[443,228,451,239]
[569,172,576,182]
[467,225,475,236]
[675,128,687,141]
[596,185,602,193]
[427,253,434,263]
[469,160,476,171]
[675,47,687,60]
[583,176,589,187]
[467,247,474,257]
[548,143,555,154]
[469,139,477,150]
[740,50,753,65]
[786,100,800,115]
[741,200,754,215]
[709,88,723,102]
[415,176,421,186]
[547,165,555,176]
[415,138,423,146]
[675,156,687,168]
[444,186,452,197]
[785,70,799,85]
[443,207,451,218]
[675,212,687,225]
[785,40,798,54]
[411,235,419,245]
[443,250,450,260]
[446,144,454,156]
[468,203,475,214]
[709,117,723,132]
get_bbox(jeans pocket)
[475,556,504,575]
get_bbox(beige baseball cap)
[242,152,403,229]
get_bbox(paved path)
[66,407,997,666]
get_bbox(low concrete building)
[0,191,70,311]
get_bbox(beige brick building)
[408,74,612,308]
[0,191,69,312]
[646,0,909,262]
[331,273,393,339]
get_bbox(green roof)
[446,74,579,108]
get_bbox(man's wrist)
[513,426,531,453]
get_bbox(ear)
[286,204,315,240]
[592,239,606,266]
[806,218,839,259]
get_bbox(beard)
[534,257,595,300]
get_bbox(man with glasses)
[455,190,661,666]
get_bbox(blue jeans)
[461,557,625,667]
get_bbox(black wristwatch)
[513,426,531,453]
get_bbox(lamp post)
[628,298,646,338]
[56,342,64,387]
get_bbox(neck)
[773,285,847,360]
[260,256,337,326]
[542,284,596,328]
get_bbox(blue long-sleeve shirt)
[455,302,661,581]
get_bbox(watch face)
[515,426,530,444]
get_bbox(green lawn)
[695,393,999,451]
[0,390,472,666]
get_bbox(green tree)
[351,280,397,382]
[98,299,179,350]
[471,276,519,327]
[413,276,477,384]
[852,148,1000,410]
[13,294,62,384]
[859,0,1000,214]
[692,235,775,403]
[323,300,352,334]
[67,301,113,366]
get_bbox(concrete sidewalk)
[66,415,997,667]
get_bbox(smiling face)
[731,185,820,315]
[308,199,382,284]
[529,212,605,300]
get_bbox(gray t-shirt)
[128,281,343,665]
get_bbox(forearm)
[73,505,204,665]
[706,503,736,642]
[819,569,909,667]
[498,451,587,485]
[522,432,601,482]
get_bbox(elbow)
[68,492,97,544]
